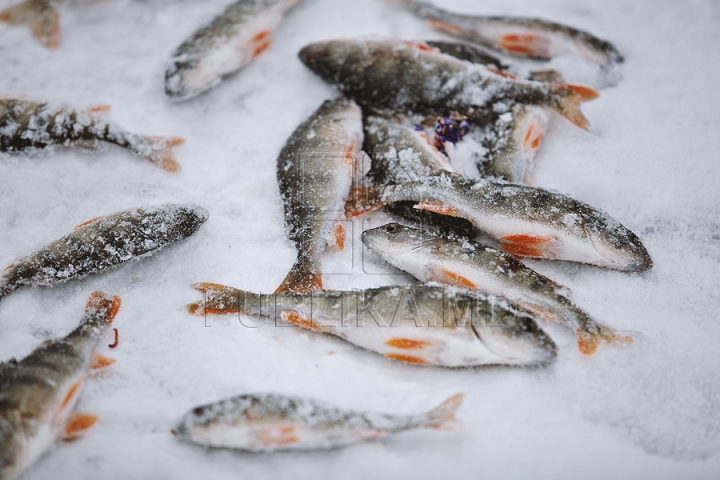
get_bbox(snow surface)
[1,0,719,478]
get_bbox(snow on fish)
[0,292,120,480]
[0,0,58,49]
[0,97,185,172]
[172,392,464,452]
[0,204,208,304]
[187,282,558,367]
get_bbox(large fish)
[165,0,300,101]
[275,97,363,294]
[0,0,58,49]
[299,39,599,130]
[0,204,208,304]
[0,291,120,480]
[362,223,632,355]
[398,0,624,72]
[346,173,652,272]
[172,392,463,452]
[187,282,558,367]
[0,97,185,172]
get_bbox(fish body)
[165,0,299,101]
[188,282,558,367]
[0,292,120,480]
[362,223,632,354]
[0,0,58,49]
[0,97,184,171]
[172,392,463,451]
[275,97,363,293]
[0,204,208,303]
[347,173,652,272]
[299,39,598,130]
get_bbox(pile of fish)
[0,0,651,476]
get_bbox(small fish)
[275,97,363,294]
[399,0,624,72]
[172,392,464,452]
[0,291,120,480]
[188,282,558,367]
[0,0,58,49]
[346,173,652,272]
[165,0,300,101]
[0,204,208,303]
[299,39,599,130]
[362,223,633,355]
[0,97,185,171]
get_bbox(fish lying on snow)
[0,204,208,304]
[299,39,599,130]
[0,97,185,172]
[0,291,120,480]
[346,173,652,272]
[362,223,633,355]
[165,0,300,101]
[275,97,363,293]
[398,0,624,76]
[0,0,58,49]
[187,282,558,367]
[172,392,463,451]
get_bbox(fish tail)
[0,0,59,49]
[132,135,184,172]
[425,393,464,430]
[85,291,122,325]
[187,283,245,316]
[344,185,388,218]
[576,324,634,356]
[274,256,322,294]
[551,84,600,131]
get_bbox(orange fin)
[427,266,477,289]
[187,282,242,316]
[274,258,322,294]
[3,263,14,272]
[403,40,439,53]
[137,135,185,173]
[280,311,328,332]
[414,201,463,218]
[487,66,517,80]
[500,235,552,258]
[345,186,386,218]
[256,426,299,448]
[64,413,99,438]
[87,104,111,114]
[497,33,551,59]
[425,393,464,430]
[252,39,272,59]
[91,353,115,370]
[334,223,345,251]
[385,338,433,350]
[85,292,121,324]
[384,353,429,365]
[60,379,83,411]
[427,19,462,35]
[0,0,59,49]
[577,329,634,356]
[551,84,600,131]
[74,216,101,230]
[251,29,272,43]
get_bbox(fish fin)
[3,263,14,272]
[187,282,242,316]
[345,186,387,217]
[385,338,433,349]
[90,353,115,370]
[252,39,273,59]
[577,328,634,356]
[425,393,464,430]
[551,84,600,131]
[426,19,462,35]
[326,222,346,251]
[499,234,553,258]
[64,413,99,438]
[134,135,184,172]
[496,33,552,59]
[255,425,299,448]
[280,310,329,332]
[426,266,477,288]
[74,216,101,230]
[85,292,122,324]
[487,66,517,80]
[250,29,272,43]
[0,0,59,48]
[274,257,322,294]
[384,353,429,365]
[87,104,111,114]
[414,201,463,218]
[522,304,559,323]
[60,379,83,411]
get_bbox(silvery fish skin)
[0,292,120,480]
[362,223,633,355]
[0,204,208,303]
[275,97,363,294]
[0,0,58,49]
[299,39,599,130]
[400,1,624,71]
[172,392,463,452]
[165,0,299,101]
[346,173,652,272]
[188,282,558,367]
[0,97,185,172]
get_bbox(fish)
[0,97,185,172]
[346,172,652,272]
[275,97,363,294]
[165,0,300,101]
[362,223,633,355]
[0,0,59,49]
[171,392,464,452]
[0,204,208,304]
[0,291,120,480]
[187,282,558,367]
[398,0,624,72]
[298,39,599,130]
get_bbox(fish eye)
[518,316,538,333]
[384,223,401,234]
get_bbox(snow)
[0,0,719,478]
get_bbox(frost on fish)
[0,97,185,171]
[0,292,120,480]
[172,392,463,452]
[164,0,299,101]
[188,282,557,367]
[346,173,652,272]
[0,204,209,303]
[362,223,633,355]
[299,39,599,130]
[0,0,59,49]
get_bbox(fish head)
[299,40,377,84]
[583,214,652,272]
[362,223,431,254]
[164,55,213,101]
